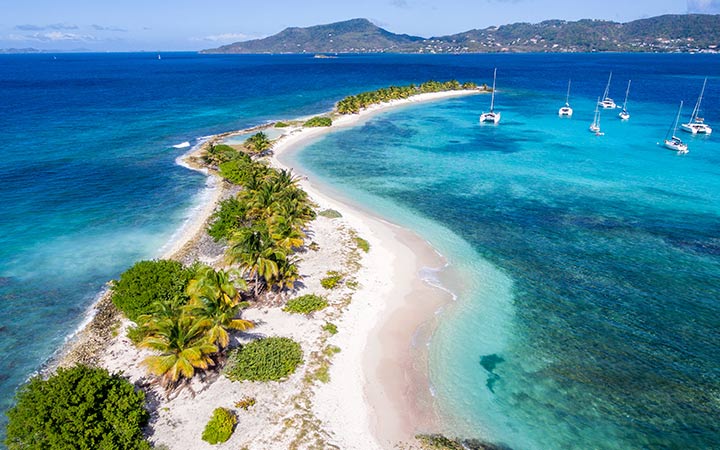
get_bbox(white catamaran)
[599,72,617,109]
[681,77,712,135]
[480,68,501,124]
[618,80,631,120]
[558,79,573,117]
[664,101,689,154]
[589,97,603,135]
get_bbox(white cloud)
[17,32,98,42]
[91,24,128,32]
[687,0,720,12]
[191,33,253,43]
[15,23,78,31]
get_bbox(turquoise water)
[2,52,719,448]
[295,60,720,448]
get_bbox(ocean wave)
[172,141,191,149]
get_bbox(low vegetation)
[322,322,338,335]
[225,337,303,382]
[318,209,342,218]
[283,294,328,314]
[5,366,150,450]
[303,116,332,127]
[204,143,243,166]
[354,236,370,252]
[336,80,478,114]
[234,396,256,410]
[320,270,343,289]
[202,408,237,445]
[274,121,290,128]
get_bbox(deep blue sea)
[1,53,719,448]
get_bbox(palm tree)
[185,266,254,349]
[227,225,284,296]
[267,214,306,250]
[140,314,218,390]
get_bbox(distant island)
[202,15,720,54]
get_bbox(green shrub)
[201,408,237,445]
[208,197,249,242]
[234,396,256,410]
[320,271,343,289]
[111,259,195,321]
[303,116,332,127]
[225,337,303,382]
[318,209,342,218]
[283,294,328,314]
[354,236,370,252]
[322,322,338,335]
[5,365,150,450]
[274,121,290,128]
[218,154,270,186]
[205,144,241,165]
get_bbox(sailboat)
[589,97,603,135]
[598,72,617,109]
[618,80,631,120]
[479,68,501,124]
[558,79,573,117]
[157,54,162,60]
[681,77,712,134]
[664,101,689,154]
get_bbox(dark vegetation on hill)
[202,15,720,54]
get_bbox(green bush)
[201,407,237,445]
[111,259,195,321]
[354,236,370,252]
[323,322,338,335]
[283,294,328,314]
[234,396,256,410]
[5,365,150,450]
[274,121,290,128]
[303,116,332,127]
[208,197,249,242]
[205,144,241,165]
[225,337,303,382]
[318,209,342,218]
[320,271,343,289]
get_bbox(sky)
[1,0,717,51]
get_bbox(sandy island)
[53,88,481,449]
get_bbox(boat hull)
[599,99,616,109]
[664,139,688,153]
[680,123,713,135]
[618,111,630,120]
[558,107,573,117]
[480,112,501,124]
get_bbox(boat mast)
[690,77,707,122]
[603,72,612,100]
[565,79,571,106]
[593,97,600,127]
[622,80,631,111]
[490,68,497,112]
[667,101,683,139]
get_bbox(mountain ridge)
[202,15,720,54]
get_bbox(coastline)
[51,88,480,448]
[268,89,480,446]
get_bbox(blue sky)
[1,0,717,51]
